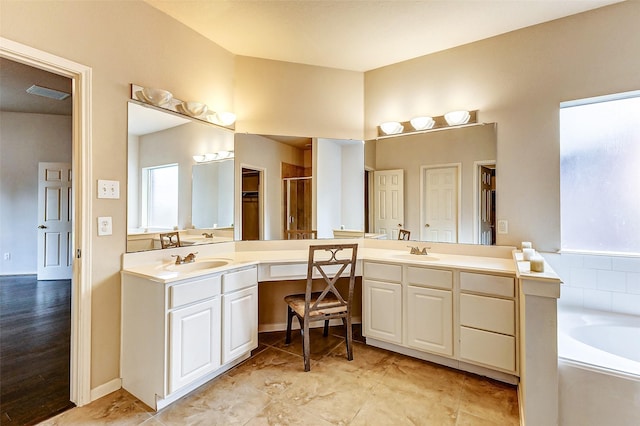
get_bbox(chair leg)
[323,319,329,337]
[303,319,311,372]
[343,316,353,361]
[285,306,294,345]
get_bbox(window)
[560,91,640,255]
[142,164,178,228]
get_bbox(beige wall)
[234,56,365,139]
[365,1,640,251]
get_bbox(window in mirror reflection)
[143,163,178,228]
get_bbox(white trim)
[0,37,93,406]
[90,378,122,401]
[472,160,496,244]
[419,163,462,243]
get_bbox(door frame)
[473,160,496,244]
[419,163,461,242]
[1,37,93,406]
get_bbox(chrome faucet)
[172,252,198,265]
[408,245,430,255]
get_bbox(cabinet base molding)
[153,352,250,411]
[365,338,519,385]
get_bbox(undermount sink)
[392,253,440,262]
[165,259,230,272]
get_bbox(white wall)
[315,138,342,238]
[0,112,71,275]
[341,142,365,231]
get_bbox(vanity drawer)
[364,262,402,283]
[407,267,452,290]
[460,272,514,298]
[460,326,515,372]
[460,294,515,335]
[170,276,221,309]
[222,267,257,293]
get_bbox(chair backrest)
[159,231,181,248]
[286,229,317,240]
[305,244,358,318]
[398,229,411,240]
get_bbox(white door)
[363,279,403,344]
[421,166,458,242]
[169,297,221,393]
[37,162,72,280]
[222,286,258,364]
[406,285,453,356]
[374,169,404,240]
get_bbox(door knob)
[425,224,430,227]
[398,223,403,227]
[38,225,47,229]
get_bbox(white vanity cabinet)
[363,262,403,344]
[406,266,453,356]
[222,268,258,364]
[121,265,258,410]
[458,271,517,373]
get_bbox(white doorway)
[420,164,461,243]
[474,161,496,245]
[373,169,404,240]
[37,162,73,280]
[1,37,92,406]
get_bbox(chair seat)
[284,292,347,318]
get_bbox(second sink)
[166,259,230,272]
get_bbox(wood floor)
[0,275,75,425]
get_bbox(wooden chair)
[398,229,411,240]
[159,231,181,248]
[284,243,358,371]
[286,229,317,240]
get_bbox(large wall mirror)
[233,133,365,241]
[127,102,234,252]
[368,123,497,245]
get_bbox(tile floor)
[40,327,519,425]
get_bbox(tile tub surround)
[40,328,519,425]
[544,252,640,315]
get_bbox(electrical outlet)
[98,216,113,236]
[97,180,120,199]
[3,252,10,261]
[497,219,508,234]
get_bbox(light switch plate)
[98,216,112,236]
[98,180,120,199]
[497,219,508,234]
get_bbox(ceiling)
[145,0,622,72]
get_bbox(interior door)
[373,169,404,239]
[479,166,495,245]
[37,162,72,280]
[422,166,458,242]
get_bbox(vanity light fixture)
[379,121,404,135]
[410,116,435,131]
[444,110,471,126]
[377,110,478,138]
[192,150,235,163]
[208,111,237,126]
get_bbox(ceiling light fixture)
[26,84,70,100]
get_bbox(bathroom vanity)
[120,239,560,423]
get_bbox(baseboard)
[259,316,362,333]
[90,377,122,402]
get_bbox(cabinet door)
[222,286,258,364]
[363,279,402,344]
[407,285,453,356]
[169,297,221,393]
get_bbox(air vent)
[26,84,70,100]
